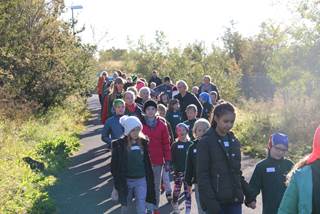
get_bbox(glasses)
[273,146,288,153]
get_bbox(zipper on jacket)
[216,174,220,192]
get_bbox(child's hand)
[187,185,192,193]
[247,201,256,209]
[164,161,171,172]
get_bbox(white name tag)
[131,145,141,151]
[266,167,276,173]
[173,115,179,118]
[224,141,230,147]
[193,149,197,153]
[178,145,184,149]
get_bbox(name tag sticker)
[173,115,179,118]
[193,149,197,153]
[266,167,276,173]
[178,145,184,149]
[131,146,140,151]
[224,141,230,147]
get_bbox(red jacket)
[97,76,105,95]
[142,117,171,165]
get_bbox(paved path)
[50,94,261,214]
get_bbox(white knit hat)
[119,115,143,136]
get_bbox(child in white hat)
[111,116,156,214]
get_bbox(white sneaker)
[171,202,180,214]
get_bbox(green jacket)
[250,157,293,214]
[278,165,313,214]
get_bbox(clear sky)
[62,0,292,50]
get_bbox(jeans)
[195,184,205,214]
[121,177,147,214]
[152,165,163,209]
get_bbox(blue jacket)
[278,165,313,214]
[101,115,124,145]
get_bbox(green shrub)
[0,96,86,213]
[36,136,79,173]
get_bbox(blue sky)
[62,0,292,50]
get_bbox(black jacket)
[185,140,198,186]
[111,136,156,206]
[148,76,162,86]
[197,127,254,212]
[174,92,203,121]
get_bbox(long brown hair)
[126,129,146,151]
[109,77,125,100]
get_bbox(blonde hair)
[203,75,211,82]
[193,118,210,139]
[127,86,138,96]
[157,104,167,112]
[124,90,136,100]
[176,80,189,91]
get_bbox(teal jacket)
[278,165,313,214]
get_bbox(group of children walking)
[98,70,320,214]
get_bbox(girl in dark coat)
[111,116,156,214]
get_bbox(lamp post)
[71,5,83,35]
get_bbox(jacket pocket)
[216,174,220,193]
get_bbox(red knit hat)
[307,127,320,164]
[136,80,145,91]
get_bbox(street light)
[71,5,83,35]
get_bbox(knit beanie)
[268,133,289,149]
[136,80,145,91]
[176,123,189,133]
[119,115,142,136]
[199,92,212,104]
[143,99,158,112]
[307,127,320,164]
[113,99,125,107]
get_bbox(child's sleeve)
[185,145,194,186]
[161,123,171,161]
[197,138,221,212]
[101,121,112,145]
[249,164,262,198]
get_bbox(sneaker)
[171,202,180,214]
[166,192,173,203]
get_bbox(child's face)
[129,127,141,140]
[210,94,217,103]
[140,90,150,100]
[173,103,180,111]
[124,93,134,105]
[176,126,188,139]
[161,95,168,103]
[214,112,235,135]
[145,106,157,118]
[116,83,124,92]
[114,104,125,115]
[186,109,197,120]
[270,144,288,160]
[158,109,166,118]
[195,124,208,139]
